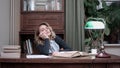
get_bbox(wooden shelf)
[21,11,64,13]
[20,0,65,53]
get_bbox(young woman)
[35,22,72,55]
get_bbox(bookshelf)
[20,0,65,53]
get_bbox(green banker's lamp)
[85,18,110,58]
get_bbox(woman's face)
[39,25,51,36]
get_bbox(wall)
[14,0,20,45]
[105,44,120,56]
[9,0,20,45]
[0,0,20,52]
[0,0,10,45]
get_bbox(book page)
[26,55,51,58]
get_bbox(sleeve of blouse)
[36,39,50,55]
[55,36,72,51]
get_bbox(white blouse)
[49,40,60,53]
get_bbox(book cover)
[2,45,20,50]
[28,39,33,54]
[3,49,21,53]
[26,40,30,54]
[1,52,21,58]
[25,39,33,55]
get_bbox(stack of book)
[25,39,33,55]
[0,45,21,58]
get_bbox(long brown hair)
[35,22,56,45]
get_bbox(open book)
[52,51,89,58]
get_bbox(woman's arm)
[36,39,50,55]
[55,36,72,51]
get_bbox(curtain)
[65,0,85,51]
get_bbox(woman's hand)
[39,32,49,39]
[52,52,60,56]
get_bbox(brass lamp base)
[96,44,111,58]
[96,51,111,58]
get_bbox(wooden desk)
[0,55,120,68]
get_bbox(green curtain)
[65,0,85,51]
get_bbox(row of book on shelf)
[23,0,61,11]
[23,39,33,55]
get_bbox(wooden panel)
[1,63,91,68]
[21,12,64,31]
[108,63,120,68]
[92,64,107,68]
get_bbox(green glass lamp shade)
[85,21,105,29]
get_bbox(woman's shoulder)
[54,35,64,42]
[55,35,62,39]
